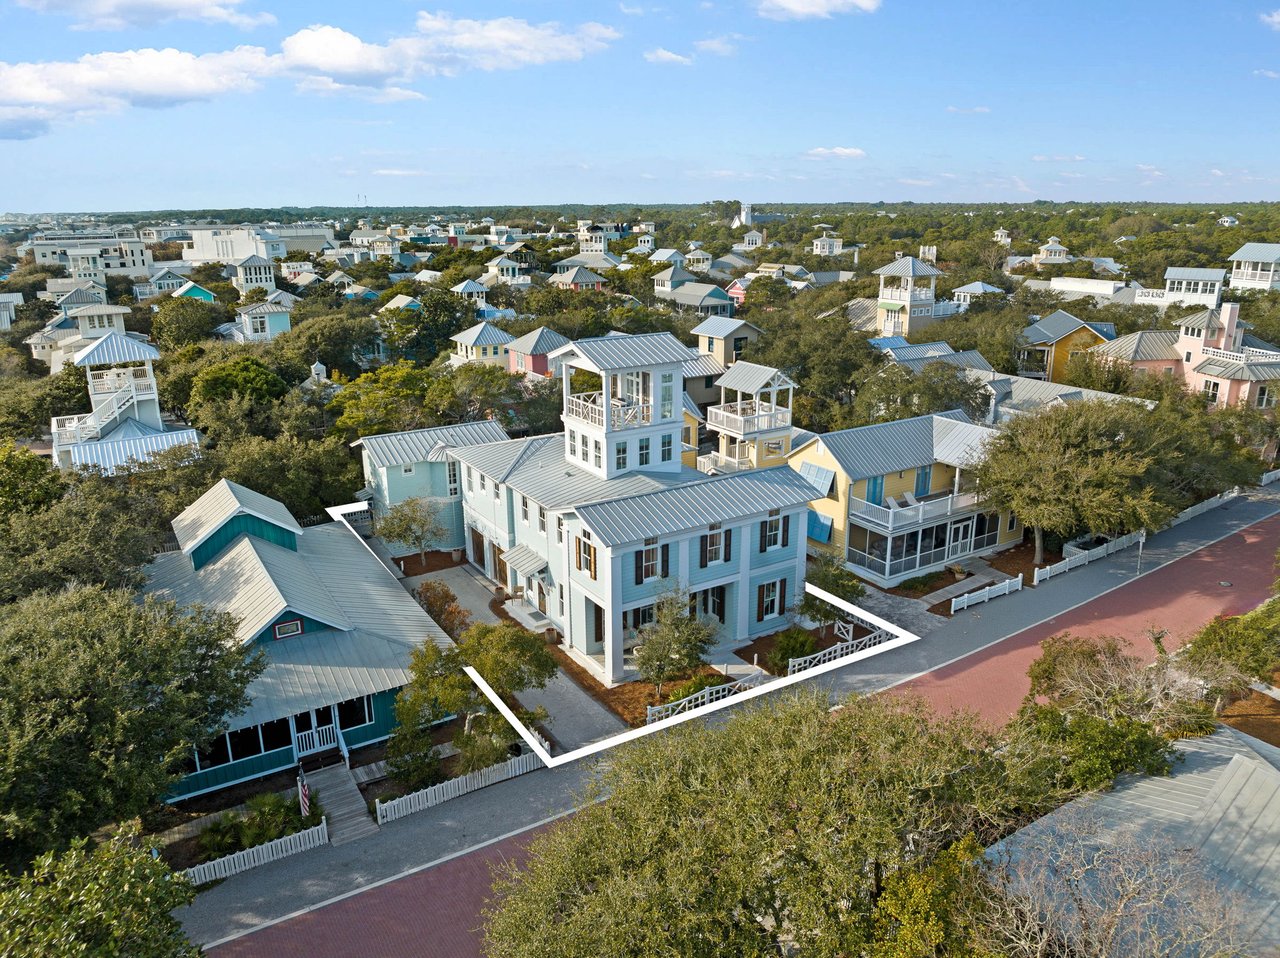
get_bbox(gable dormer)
[172,479,304,570]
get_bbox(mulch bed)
[985,541,1062,587]
[884,571,949,599]
[737,624,866,676]
[1220,670,1280,748]
[396,550,467,577]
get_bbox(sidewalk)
[187,487,1280,952]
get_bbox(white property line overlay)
[468,582,921,769]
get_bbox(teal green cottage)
[145,479,452,800]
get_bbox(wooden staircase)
[307,763,379,846]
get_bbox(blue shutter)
[865,475,884,505]
[914,465,933,499]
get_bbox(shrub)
[667,674,728,703]
[1181,612,1280,684]
[195,789,325,863]
[766,627,817,674]
[416,580,472,639]
[898,572,944,596]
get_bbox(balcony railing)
[707,401,791,436]
[1201,345,1280,364]
[89,367,154,398]
[697,452,753,474]
[564,392,653,431]
[848,490,981,530]
[1230,268,1279,285]
[879,287,934,303]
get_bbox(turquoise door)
[865,475,884,505]
[914,465,932,498]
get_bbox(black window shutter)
[779,579,788,614]
[661,543,670,578]
[699,535,708,569]
[634,551,644,585]
[782,515,791,548]
[724,528,733,561]
[756,584,766,622]
[758,521,767,553]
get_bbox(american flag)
[297,767,310,817]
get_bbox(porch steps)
[308,764,379,846]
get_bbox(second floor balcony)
[849,488,981,531]
[879,286,934,303]
[88,366,155,398]
[564,391,654,431]
[697,452,753,474]
[707,400,791,437]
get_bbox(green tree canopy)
[0,587,262,871]
[0,439,65,515]
[151,297,226,351]
[376,497,448,562]
[189,355,289,407]
[330,360,436,436]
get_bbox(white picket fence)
[787,623,896,675]
[375,747,545,825]
[1262,468,1280,486]
[950,573,1023,614]
[1035,530,1145,585]
[1167,488,1240,527]
[181,816,329,885]
[645,671,771,724]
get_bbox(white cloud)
[619,2,644,13]
[694,35,739,55]
[756,0,879,19]
[1255,68,1280,78]
[945,105,990,114]
[371,168,433,177]
[898,177,934,187]
[806,146,866,158]
[1136,163,1165,177]
[644,47,693,65]
[1261,9,1280,29]
[1031,153,1085,162]
[15,0,273,29]
[1210,168,1225,177]
[0,12,621,137]
[1057,171,1085,179]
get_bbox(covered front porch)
[845,510,1005,587]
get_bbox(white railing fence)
[1168,488,1239,527]
[950,573,1023,614]
[645,670,771,724]
[181,817,328,886]
[376,747,546,825]
[787,626,896,674]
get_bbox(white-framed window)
[639,437,651,466]
[401,463,415,476]
[478,473,486,492]
[615,441,628,470]
[764,438,785,457]
[1006,512,1017,532]
[1203,380,1221,403]
[593,439,602,469]
[538,506,547,533]
[641,537,660,580]
[623,604,656,635]
[660,434,673,462]
[569,430,577,458]
[1257,385,1276,409]
[250,316,268,335]
[466,466,474,493]
[493,480,500,501]
[447,461,460,496]
[556,515,564,544]
[660,372,675,419]
[706,524,723,564]
[517,353,526,371]
[558,584,565,616]
[759,581,781,619]
[521,495,529,523]
[274,619,303,639]
[762,511,782,550]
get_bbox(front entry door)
[293,706,338,756]
[470,528,485,568]
[947,519,973,560]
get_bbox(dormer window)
[274,619,302,639]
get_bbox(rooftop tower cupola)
[873,255,944,337]
[549,333,693,480]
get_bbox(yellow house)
[698,361,797,475]
[690,316,762,368]
[1018,310,1115,383]
[681,396,704,470]
[786,410,1021,587]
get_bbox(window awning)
[502,543,548,578]
[807,509,833,544]
[797,462,836,497]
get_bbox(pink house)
[506,326,571,378]
[1092,303,1280,409]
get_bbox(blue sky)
[1,0,1279,210]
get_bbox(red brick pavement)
[901,516,1280,726]
[208,828,544,958]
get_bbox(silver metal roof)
[549,332,693,371]
[1193,355,1280,382]
[1178,308,1223,332]
[502,543,547,577]
[146,521,449,728]
[451,321,513,347]
[682,349,726,379]
[68,423,199,475]
[552,266,608,286]
[1165,267,1226,282]
[72,332,161,367]
[965,370,1150,419]
[353,420,509,470]
[507,326,570,356]
[171,478,303,553]
[665,283,732,307]
[791,410,988,481]
[1022,309,1088,345]
[575,467,817,545]
[715,361,796,394]
[873,256,944,279]
[895,350,994,375]
[690,316,760,339]
[1229,242,1280,263]
[1090,329,1180,363]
